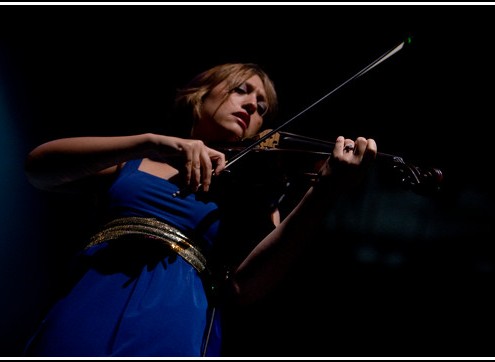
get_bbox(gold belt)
[86,216,207,274]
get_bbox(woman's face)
[192,75,268,143]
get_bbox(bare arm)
[25,133,226,192]
[229,136,377,305]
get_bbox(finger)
[333,136,345,156]
[203,149,227,192]
[191,147,202,191]
[184,155,193,186]
[211,150,227,175]
[199,149,213,192]
[363,138,377,163]
[353,137,368,157]
[343,138,356,154]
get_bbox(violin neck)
[276,132,335,152]
[277,132,399,161]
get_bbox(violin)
[211,129,445,197]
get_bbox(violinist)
[23,63,377,357]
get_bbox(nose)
[242,95,257,115]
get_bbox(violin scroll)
[388,156,444,195]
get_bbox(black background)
[1,3,494,357]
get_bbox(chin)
[224,128,244,142]
[210,132,241,144]
[212,122,244,143]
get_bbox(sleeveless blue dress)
[24,159,223,357]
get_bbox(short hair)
[174,63,278,131]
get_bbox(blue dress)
[24,159,224,357]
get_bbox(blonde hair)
[174,63,278,129]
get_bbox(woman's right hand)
[149,134,227,192]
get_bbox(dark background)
[1,4,494,357]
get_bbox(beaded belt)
[86,216,207,274]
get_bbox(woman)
[23,63,377,356]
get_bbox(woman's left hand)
[318,135,377,191]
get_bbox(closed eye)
[232,85,247,94]
[257,101,268,117]
[231,83,267,117]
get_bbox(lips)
[233,111,250,130]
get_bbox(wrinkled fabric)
[24,159,223,357]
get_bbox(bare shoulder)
[138,158,179,181]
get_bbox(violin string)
[225,41,406,170]
[272,131,401,160]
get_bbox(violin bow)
[225,39,407,170]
